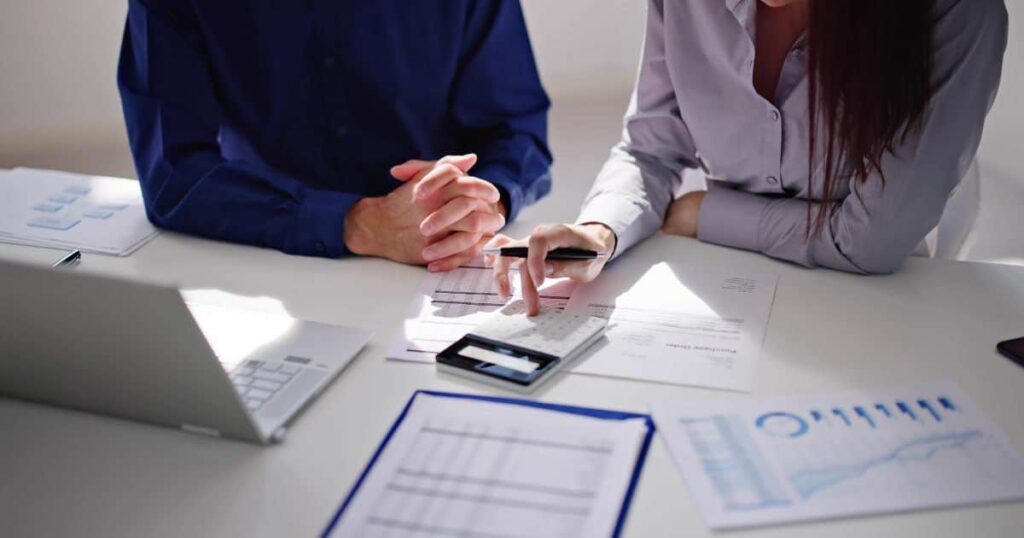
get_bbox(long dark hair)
[806,0,935,235]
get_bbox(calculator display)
[459,345,538,374]
[437,336,560,387]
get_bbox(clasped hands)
[344,153,506,272]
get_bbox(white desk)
[1,228,1023,538]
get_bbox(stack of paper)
[0,168,159,255]
[387,259,577,362]
[388,259,778,392]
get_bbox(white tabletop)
[1,226,1023,538]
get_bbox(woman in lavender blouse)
[489,0,1008,315]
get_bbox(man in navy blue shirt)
[118,0,551,272]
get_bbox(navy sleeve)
[117,0,358,258]
[451,0,553,222]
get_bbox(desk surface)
[1,227,1023,538]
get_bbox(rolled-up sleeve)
[697,0,1008,274]
[576,0,698,258]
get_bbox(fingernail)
[427,263,439,272]
[545,263,554,276]
[421,224,434,236]
[422,248,434,261]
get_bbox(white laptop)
[0,258,370,444]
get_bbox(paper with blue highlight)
[651,381,1024,529]
[0,168,158,255]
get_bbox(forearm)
[576,145,681,260]
[697,187,915,274]
[137,155,361,258]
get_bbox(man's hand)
[661,191,706,238]
[343,154,507,271]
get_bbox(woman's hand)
[486,223,617,316]
[660,191,706,238]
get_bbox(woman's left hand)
[661,191,706,238]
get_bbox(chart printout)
[0,168,158,255]
[651,381,1024,529]
[326,393,649,538]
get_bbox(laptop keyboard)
[230,359,301,412]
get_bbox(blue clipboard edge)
[320,390,657,538]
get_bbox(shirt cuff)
[286,188,362,258]
[697,188,771,253]
[576,192,646,261]
[470,165,521,222]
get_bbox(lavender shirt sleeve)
[576,0,698,259]
[577,0,1007,274]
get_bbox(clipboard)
[321,390,656,538]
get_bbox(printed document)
[388,259,777,391]
[0,168,158,255]
[651,381,1024,529]
[326,393,649,537]
[566,260,777,392]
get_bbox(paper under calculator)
[436,303,609,392]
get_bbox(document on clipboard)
[322,391,655,538]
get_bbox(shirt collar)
[725,0,746,13]
[726,0,756,42]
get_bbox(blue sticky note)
[27,216,81,231]
[84,209,115,219]
[64,185,92,195]
[49,194,79,204]
[32,203,63,213]
[97,203,129,211]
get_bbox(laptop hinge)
[181,424,222,438]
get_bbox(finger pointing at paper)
[486,223,618,316]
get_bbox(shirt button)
[767,176,779,185]
[314,242,326,253]
[769,110,780,122]
[334,126,348,138]
[323,55,336,67]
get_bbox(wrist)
[578,222,617,255]
[343,197,380,256]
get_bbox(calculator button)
[248,388,272,400]
[251,380,282,392]
[253,370,289,383]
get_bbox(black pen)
[481,247,607,260]
[51,249,82,269]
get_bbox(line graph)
[652,382,1024,529]
[789,430,982,499]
